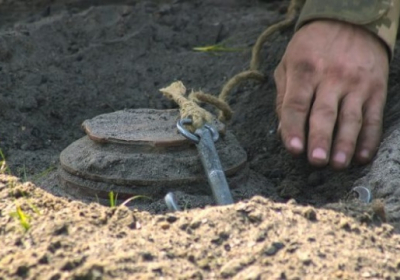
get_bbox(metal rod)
[195,127,234,205]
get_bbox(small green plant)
[109,191,118,208]
[10,205,31,231]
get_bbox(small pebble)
[263,242,284,256]
[286,198,297,205]
[297,251,312,265]
[189,220,201,229]
[303,208,317,221]
[339,220,351,232]
[160,221,170,230]
[371,199,386,222]
[166,215,178,223]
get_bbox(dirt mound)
[1,176,399,280]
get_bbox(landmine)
[58,109,248,202]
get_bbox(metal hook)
[177,119,219,143]
[165,192,181,212]
[176,118,200,143]
[350,186,372,203]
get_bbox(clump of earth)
[1,0,400,279]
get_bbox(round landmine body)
[59,109,248,200]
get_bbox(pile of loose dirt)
[1,175,400,280]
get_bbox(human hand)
[274,19,389,169]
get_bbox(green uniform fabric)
[296,0,400,60]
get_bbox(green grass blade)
[193,44,245,53]
[120,195,152,207]
[109,191,117,208]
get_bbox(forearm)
[296,0,400,60]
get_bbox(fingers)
[330,80,386,168]
[354,91,386,164]
[279,61,317,155]
[273,19,390,169]
[330,95,363,169]
[274,65,286,121]
[275,63,385,169]
[274,43,387,168]
[274,65,286,136]
[307,83,342,166]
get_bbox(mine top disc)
[82,108,225,147]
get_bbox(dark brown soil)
[1,0,400,279]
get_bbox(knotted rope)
[160,0,305,132]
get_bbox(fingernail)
[333,151,347,165]
[312,148,327,161]
[360,149,370,159]
[289,137,303,151]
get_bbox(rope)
[160,0,304,130]
[250,0,304,71]
[189,91,234,123]
[159,81,214,132]
[218,70,264,121]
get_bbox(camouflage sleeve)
[296,0,400,60]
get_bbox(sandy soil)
[1,0,400,279]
